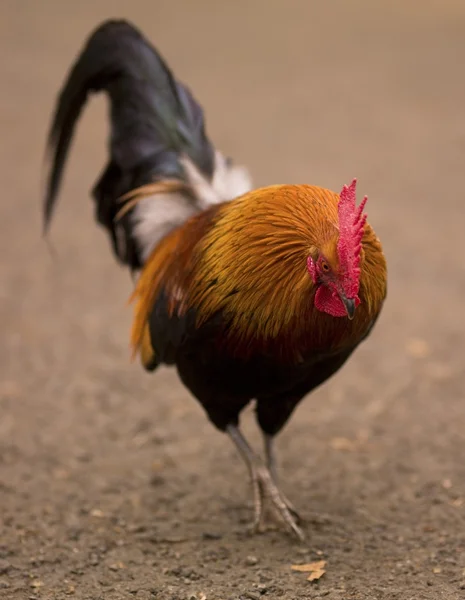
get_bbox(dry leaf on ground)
[291,560,327,581]
[308,568,326,582]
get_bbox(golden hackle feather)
[130,184,387,363]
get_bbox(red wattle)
[314,286,359,318]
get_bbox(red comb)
[337,178,367,298]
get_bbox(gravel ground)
[1,1,465,598]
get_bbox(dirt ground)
[1,1,465,599]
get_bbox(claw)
[264,432,303,526]
[252,464,305,541]
[227,424,305,541]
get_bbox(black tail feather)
[43,19,215,269]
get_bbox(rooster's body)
[43,20,387,540]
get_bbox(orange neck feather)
[130,184,387,363]
[184,185,386,360]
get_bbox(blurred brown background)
[1,1,465,598]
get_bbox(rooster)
[43,19,387,540]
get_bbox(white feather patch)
[180,151,252,209]
[133,151,252,262]
[132,192,197,262]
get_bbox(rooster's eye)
[320,261,330,272]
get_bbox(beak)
[340,294,356,320]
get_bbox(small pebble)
[202,532,222,540]
[89,551,100,562]
[0,560,11,575]
[75,451,92,462]
[245,555,258,566]
[150,475,165,487]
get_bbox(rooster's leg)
[263,433,279,482]
[226,424,305,541]
[263,433,302,523]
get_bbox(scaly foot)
[227,424,305,541]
